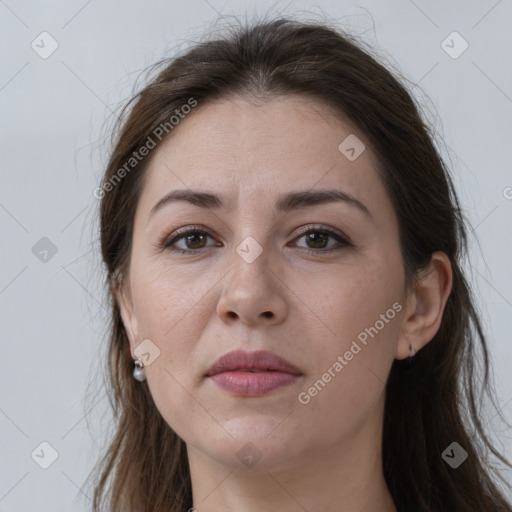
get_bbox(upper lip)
[206,350,302,377]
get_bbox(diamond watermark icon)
[441,31,468,59]
[237,442,262,468]
[31,441,59,469]
[442,441,468,468]
[32,237,58,263]
[236,236,263,264]
[31,31,59,59]
[134,338,161,366]
[338,134,365,161]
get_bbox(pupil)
[308,233,327,248]
[187,234,205,248]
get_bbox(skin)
[116,95,453,512]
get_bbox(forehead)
[138,94,391,221]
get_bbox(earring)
[408,344,416,365]
[133,357,146,382]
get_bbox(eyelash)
[158,224,352,255]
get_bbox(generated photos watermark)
[93,97,198,199]
[298,301,403,405]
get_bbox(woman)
[86,16,512,512]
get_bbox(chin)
[203,439,298,473]
[187,418,303,472]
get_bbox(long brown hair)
[84,16,512,512]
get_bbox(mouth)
[229,369,279,372]
[206,349,303,396]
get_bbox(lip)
[206,349,303,396]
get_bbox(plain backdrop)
[1,1,511,510]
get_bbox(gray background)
[1,0,511,510]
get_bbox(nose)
[216,247,288,327]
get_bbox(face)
[118,95,408,472]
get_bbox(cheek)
[299,252,404,405]
[313,257,403,345]
[294,272,402,445]
[129,260,216,440]
[131,253,216,337]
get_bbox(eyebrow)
[148,188,372,220]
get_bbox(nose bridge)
[217,232,287,325]
[229,200,274,271]
[228,233,272,295]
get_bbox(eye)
[291,225,352,254]
[159,225,218,254]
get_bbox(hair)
[85,15,512,512]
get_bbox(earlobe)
[395,251,453,360]
[115,285,139,354]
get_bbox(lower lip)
[208,371,301,396]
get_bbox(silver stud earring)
[408,344,416,365]
[133,357,146,382]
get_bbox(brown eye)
[161,227,218,254]
[181,232,208,249]
[292,226,352,254]
[304,232,329,249]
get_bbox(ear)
[395,251,453,360]
[114,280,140,358]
